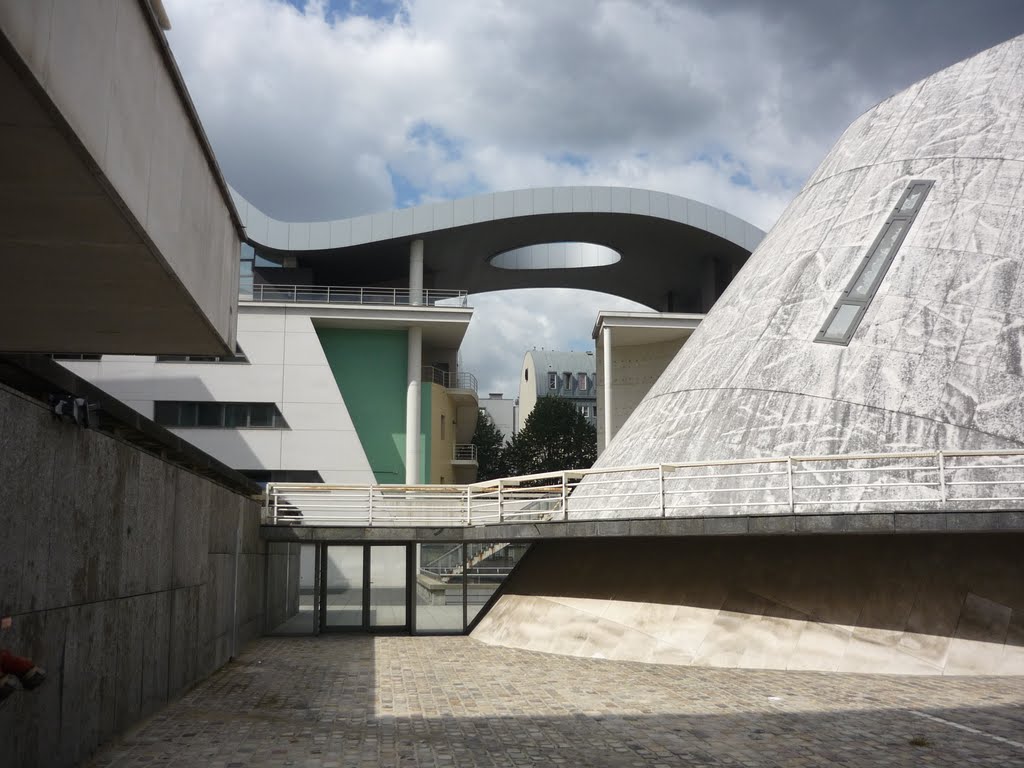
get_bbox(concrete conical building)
[473,35,1024,675]
[598,34,1024,470]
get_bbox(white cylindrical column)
[405,325,423,484]
[410,239,424,306]
[602,325,614,451]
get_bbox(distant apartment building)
[517,350,597,431]
[480,393,518,443]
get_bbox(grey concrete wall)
[0,384,264,768]
[473,535,1024,676]
[265,543,302,631]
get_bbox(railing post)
[937,450,947,505]
[659,465,666,517]
[327,286,332,303]
[292,285,297,302]
[367,486,374,526]
[787,457,795,514]
[264,483,272,524]
[498,479,504,524]
[562,472,569,521]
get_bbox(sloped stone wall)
[473,535,1024,676]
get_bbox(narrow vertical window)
[816,180,932,345]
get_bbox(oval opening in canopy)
[489,242,621,270]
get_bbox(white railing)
[261,449,1024,526]
[422,366,479,393]
[453,444,478,461]
[245,284,469,307]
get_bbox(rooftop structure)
[231,185,763,312]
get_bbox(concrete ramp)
[472,535,1024,675]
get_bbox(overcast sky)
[164,0,1024,396]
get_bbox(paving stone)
[85,635,1024,767]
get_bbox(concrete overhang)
[0,1,242,355]
[252,302,474,349]
[261,510,1024,543]
[592,311,703,346]
[233,186,765,312]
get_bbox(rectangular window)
[239,243,255,298]
[563,372,572,390]
[577,373,588,391]
[197,403,222,427]
[153,401,180,426]
[224,403,249,428]
[816,180,932,346]
[548,372,557,390]
[248,403,276,428]
[153,401,288,429]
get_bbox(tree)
[471,410,508,481]
[503,396,597,476]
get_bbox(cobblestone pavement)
[88,636,1024,767]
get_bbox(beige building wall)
[428,383,456,484]
[517,354,539,433]
[596,338,688,453]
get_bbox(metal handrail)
[421,366,479,393]
[261,448,1024,527]
[453,444,478,461]
[245,284,469,307]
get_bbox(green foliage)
[503,396,597,476]
[471,410,508,481]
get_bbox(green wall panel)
[316,327,428,484]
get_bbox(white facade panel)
[282,365,347,404]
[240,330,286,363]
[280,430,374,477]
[283,330,330,366]
[172,428,283,470]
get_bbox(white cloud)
[460,290,647,396]
[162,0,1024,392]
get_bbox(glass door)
[368,545,408,629]
[320,544,410,632]
[321,545,364,630]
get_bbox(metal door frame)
[318,543,412,634]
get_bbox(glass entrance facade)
[265,541,528,635]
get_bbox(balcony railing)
[421,366,479,393]
[245,284,469,307]
[453,444,478,462]
[262,448,1024,526]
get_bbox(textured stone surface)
[86,635,1024,768]
[472,536,1024,676]
[0,384,265,768]
[572,34,1024,519]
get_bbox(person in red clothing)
[0,649,46,705]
